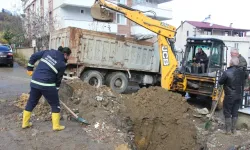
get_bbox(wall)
[117,0,132,36]
[175,22,195,51]
[212,30,224,36]
[16,48,34,60]
[61,6,93,21]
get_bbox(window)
[117,14,127,25]
[187,31,189,36]
[117,0,126,4]
[80,9,84,14]
[210,44,223,67]
[225,31,229,36]
[0,46,10,52]
[204,30,212,35]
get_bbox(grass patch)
[14,52,28,67]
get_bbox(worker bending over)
[22,46,71,131]
[218,57,247,134]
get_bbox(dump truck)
[49,27,161,93]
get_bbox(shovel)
[60,100,90,125]
[204,86,223,130]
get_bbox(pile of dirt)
[59,79,201,150]
[59,80,129,147]
[15,93,51,121]
[122,87,200,150]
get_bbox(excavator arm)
[91,0,187,91]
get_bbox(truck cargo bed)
[49,27,160,73]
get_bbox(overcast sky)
[159,0,250,29]
[0,0,249,30]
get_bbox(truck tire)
[81,70,104,88]
[106,72,128,94]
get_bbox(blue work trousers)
[25,87,60,113]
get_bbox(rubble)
[14,93,51,121]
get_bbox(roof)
[186,21,250,31]
[187,37,224,43]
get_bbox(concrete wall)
[61,6,93,21]
[175,22,196,51]
[16,48,34,60]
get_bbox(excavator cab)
[181,37,227,100]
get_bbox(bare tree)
[23,8,57,50]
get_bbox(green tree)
[3,29,15,44]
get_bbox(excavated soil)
[123,87,199,150]
[15,93,51,121]
[59,79,201,150]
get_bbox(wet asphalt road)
[0,63,31,101]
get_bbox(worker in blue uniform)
[22,46,71,131]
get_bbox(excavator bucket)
[91,2,114,22]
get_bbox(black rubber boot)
[231,117,238,134]
[225,118,232,135]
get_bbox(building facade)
[175,21,250,68]
[22,0,173,37]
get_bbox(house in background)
[175,20,250,68]
[22,0,173,37]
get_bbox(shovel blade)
[77,117,90,125]
[91,3,114,22]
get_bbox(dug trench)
[57,79,203,150]
[14,79,206,150]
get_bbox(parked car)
[0,44,13,52]
[0,45,13,67]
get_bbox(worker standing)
[22,46,71,131]
[230,49,247,70]
[218,57,247,134]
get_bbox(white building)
[175,21,250,68]
[22,0,173,37]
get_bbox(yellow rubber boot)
[52,113,65,131]
[22,110,32,129]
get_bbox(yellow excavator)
[90,0,226,109]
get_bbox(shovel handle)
[209,86,223,120]
[60,100,78,119]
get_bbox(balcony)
[131,25,156,36]
[132,5,172,20]
[63,19,118,33]
[54,0,95,9]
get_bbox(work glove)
[27,71,33,76]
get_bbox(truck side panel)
[49,27,160,73]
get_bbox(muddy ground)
[1,63,250,150]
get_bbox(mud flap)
[90,3,114,22]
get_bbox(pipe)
[127,69,131,79]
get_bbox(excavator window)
[184,42,224,75]
[209,44,223,68]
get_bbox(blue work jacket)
[27,49,66,90]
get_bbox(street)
[0,62,124,150]
[0,63,30,101]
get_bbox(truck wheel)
[81,70,104,88]
[106,72,128,94]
